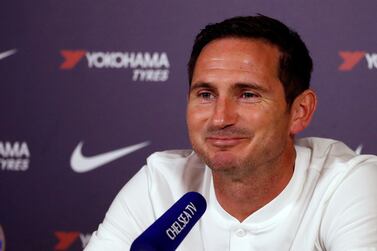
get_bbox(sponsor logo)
[339,51,377,71]
[54,231,91,250]
[60,51,86,69]
[70,141,150,173]
[0,225,5,251]
[0,141,30,171]
[0,49,17,61]
[355,144,363,155]
[60,50,170,82]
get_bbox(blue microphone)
[130,192,207,251]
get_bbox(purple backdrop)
[1,0,376,250]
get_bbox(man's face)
[187,37,294,174]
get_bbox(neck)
[212,145,296,222]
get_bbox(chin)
[206,151,242,171]
[193,142,246,169]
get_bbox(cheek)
[187,107,205,140]
[241,107,271,129]
[187,106,211,129]
[268,112,292,138]
[243,107,289,136]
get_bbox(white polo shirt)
[84,137,377,251]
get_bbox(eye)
[198,91,215,100]
[240,92,257,99]
[239,91,261,103]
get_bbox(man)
[85,15,377,251]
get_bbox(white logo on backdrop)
[70,141,150,173]
[0,49,17,61]
[355,144,363,155]
[0,141,30,171]
[87,52,170,82]
[60,50,170,82]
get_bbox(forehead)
[192,37,281,84]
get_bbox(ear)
[289,89,317,135]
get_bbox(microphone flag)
[130,192,207,251]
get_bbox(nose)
[210,97,238,128]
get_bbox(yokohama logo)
[54,231,91,250]
[338,51,377,71]
[0,141,30,172]
[60,50,170,82]
[60,51,87,70]
[60,50,169,69]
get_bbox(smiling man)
[187,36,312,223]
[85,15,377,251]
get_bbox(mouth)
[206,136,247,148]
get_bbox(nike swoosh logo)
[0,49,17,61]
[70,141,150,173]
[355,144,363,155]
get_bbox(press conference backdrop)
[1,0,376,250]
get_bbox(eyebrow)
[233,82,269,93]
[190,81,269,93]
[189,82,213,92]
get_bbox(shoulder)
[117,149,208,211]
[295,137,377,172]
[88,150,208,249]
[296,138,377,249]
[295,136,377,198]
[319,158,377,249]
[295,137,377,200]
[145,149,206,174]
[120,149,206,193]
[295,137,356,161]
[146,149,199,169]
[144,149,209,197]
